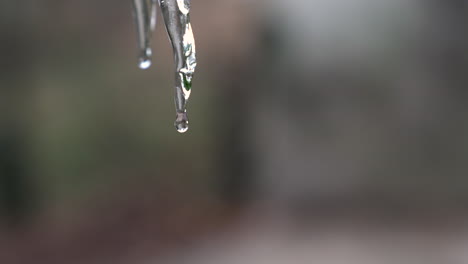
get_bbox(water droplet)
[175,112,189,133]
[138,48,152,69]
[139,59,152,69]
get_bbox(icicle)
[159,0,197,133]
[132,0,157,69]
[132,0,197,133]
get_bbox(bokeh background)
[1,0,468,263]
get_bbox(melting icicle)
[132,0,197,133]
[160,0,197,133]
[132,0,157,69]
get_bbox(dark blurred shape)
[0,131,35,226]
[216,67,253,206]
[0,1,38,227]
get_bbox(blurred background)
[1,0,468,263]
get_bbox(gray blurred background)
[1,0,468,263]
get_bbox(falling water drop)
[132,0,157,69]
[160,0,197,133]
[138,48,152,69]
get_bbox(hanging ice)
[132,0,157,69]
[132,0,197,133]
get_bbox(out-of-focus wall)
[247,0,468,207]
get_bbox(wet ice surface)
[132,0,197,133]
